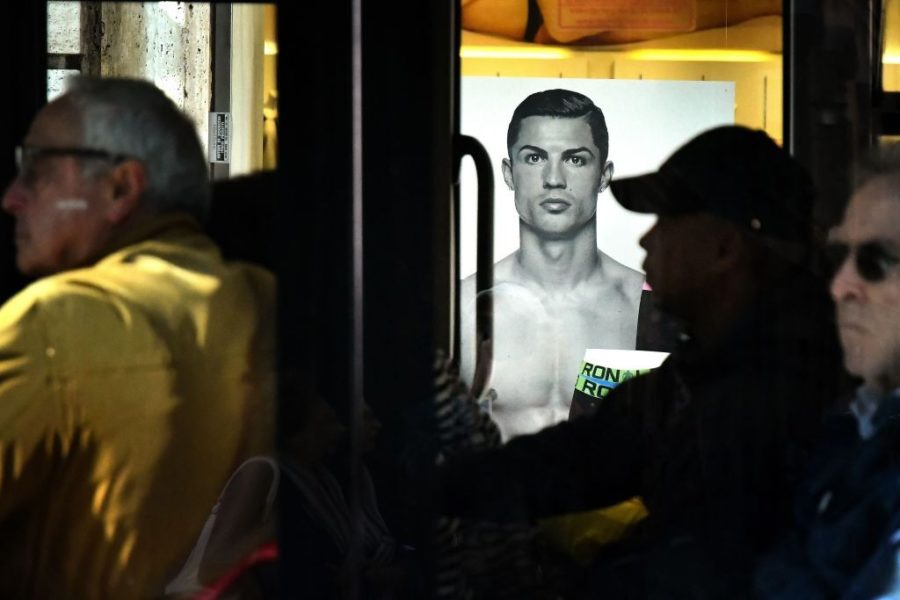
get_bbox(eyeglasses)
[14,145,130,173]
[827,241,900,283]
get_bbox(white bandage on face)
[55,198,89,211]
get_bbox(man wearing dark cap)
[439,125,849,597]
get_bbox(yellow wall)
[885,0,900,91]
[461,16,783,143]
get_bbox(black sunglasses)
[827,241,899,283]
[14,145,131,172]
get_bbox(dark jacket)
[755,391,900,599]
[440,269,847,597]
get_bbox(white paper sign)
[208,112,231,163]
[574,349,669,401]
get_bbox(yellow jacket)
[0,215,276,598]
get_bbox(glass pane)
[458,0,783,439]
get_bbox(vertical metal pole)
[450,0,462,364]
[348,0,364,596]
[0,0,44,303]
[211,3,231,181]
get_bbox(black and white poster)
[459,77,734,439]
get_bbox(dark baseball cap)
[610,126,815,244]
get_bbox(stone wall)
[46,2,277,170]
[99,3,211,155]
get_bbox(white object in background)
[209,112,231,164]
[573,349,669,401]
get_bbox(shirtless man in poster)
[460,89,643,440]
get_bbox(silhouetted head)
[612,126,815,325]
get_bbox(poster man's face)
[502,115,612,237]
[829,177,900,390]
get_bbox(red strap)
[194,542,279,600]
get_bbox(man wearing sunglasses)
[440,126,850,597]
[755,147,900,598]
[0,77,275,598]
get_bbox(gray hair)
[853,143,900,192]
[62,76,210,222]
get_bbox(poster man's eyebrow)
[516,145,547,155]
[562,147,595,157]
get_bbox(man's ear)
[599,160,614,193]
[106,160,147,225]
[501,158,515,191]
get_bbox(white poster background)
[459,77,736,277]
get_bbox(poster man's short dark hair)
[506,89,609,162]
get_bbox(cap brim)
[610,172,701,216]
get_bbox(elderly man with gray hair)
[756,145,900,598]
[0,77,275,598]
